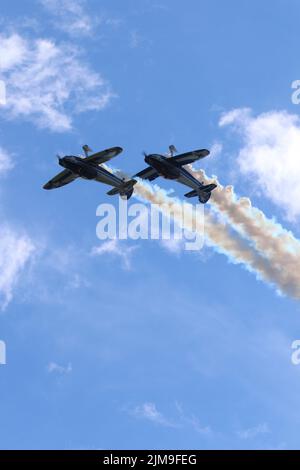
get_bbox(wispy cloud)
[237,422,270,440]
[132,402,176,428]
[47,361,72,375]
[130,401,212,434]
[0,33,115,131]
[40,0,97,36]
[91,239,137,270]
[0,141,35,311]
[129,29,152,50]
[0,146,14,174]
[160,237,185,254]
[129,31,143,49]
[40,0,122,37]
[175,401,212,435]
[0,226,35,310]
[209,142,223,160]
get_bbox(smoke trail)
[191,167,300,253]
[190,167,300,297]
[134,182,300,297]
[108,164,300,298]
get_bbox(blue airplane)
[43,145,136,199]
[134,145,217,203]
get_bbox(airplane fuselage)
[145,154,180,179]
[144,154,201,190]
[59,156,125,188]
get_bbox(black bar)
[0,450,300,466]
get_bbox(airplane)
[43,145,137,199]
[134,145,217,203]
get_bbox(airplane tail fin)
[184,183,217,204]
[107,179,137,200]
[82,144,93,157]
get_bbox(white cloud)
[0,147,13,174]
[40,0,122,36]
[160,238,184,254]
[0,227,35,310]
[129,401,212,434]
[210,142,223,159]
[0,33,115,131]
[67,273,89,290]
[91,239,137,270]
[130,31,142,49]
[132,401,211,433]
[40,0,96,36]
[175,401,212,436]
[0,143,33,310]
[183,415,212,436]
[48,361,72,374]
[237,422,270,440]
[220,108,300,221]
[133,402,175,427]
[0,34,28,71]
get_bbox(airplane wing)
[43,169,77,190]
[134,166,159,181]
[172,149,210,166]
[84,147,123,165]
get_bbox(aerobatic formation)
[43,144,217,203]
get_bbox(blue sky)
[1,0,300,450]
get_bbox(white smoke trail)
[108,164,300,298]
[190,167,300,297]
[134,182,300,297]
[191,167,300,253]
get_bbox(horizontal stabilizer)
[184,184,216,199]
[202,183,217,193]
[184,183,217,204]
[184,189,198,198]
[107,179,137,200]
[106,187,120,196]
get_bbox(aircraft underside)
[43,145,215,203]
